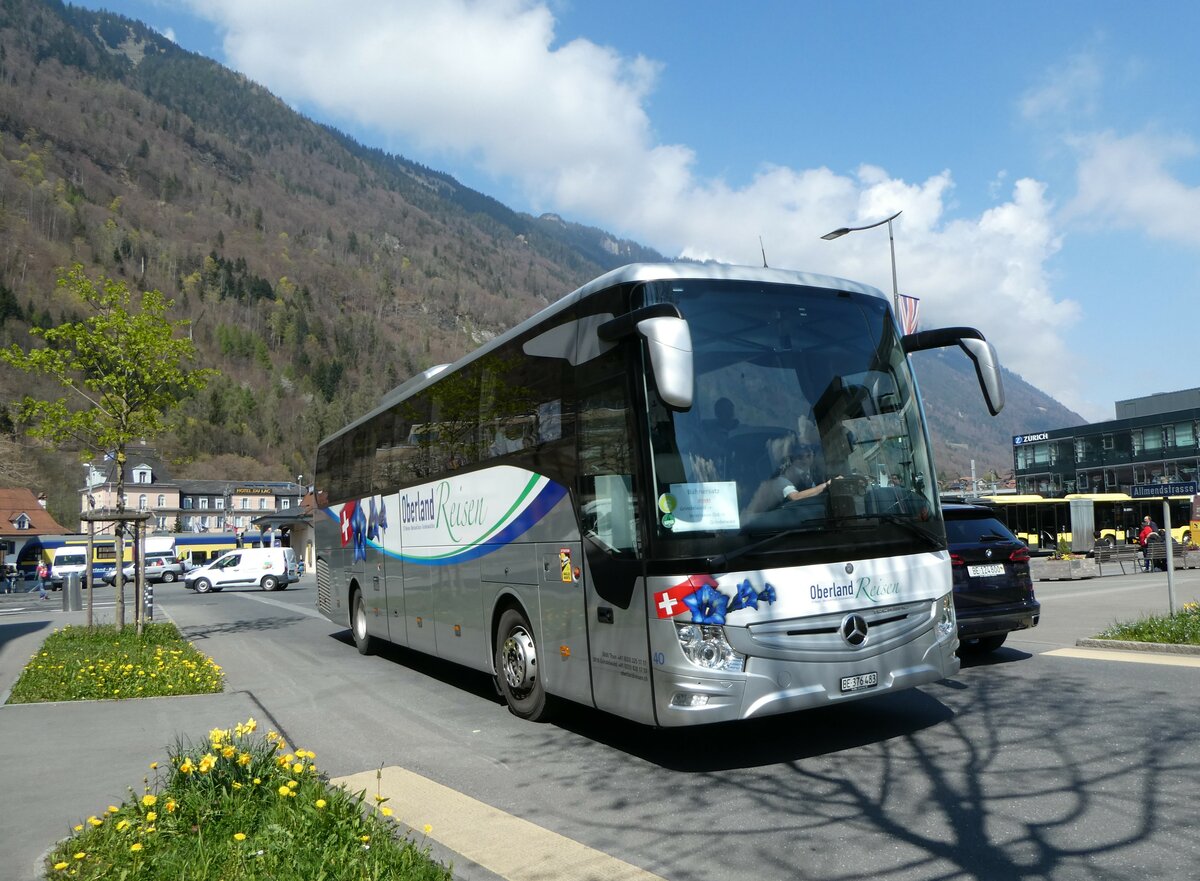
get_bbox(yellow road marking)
[1044,647,1200,667]
[333,766,666,881]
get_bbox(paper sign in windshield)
[668,482,739,532]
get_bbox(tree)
[1,265,216,629]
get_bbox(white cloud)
[1020,50,1103,121]
[184,0,1086,411]
[1066,131,1200,246]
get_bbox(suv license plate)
[968,563,1005,577]
[840,672,878,693]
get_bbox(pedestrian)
[33,561,50,599]
[1137,516,1157,572]
[2,562,15,594]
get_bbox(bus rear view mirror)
[901,326,1005,416]
[599,305,694,409]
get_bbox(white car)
[184,547,299,593]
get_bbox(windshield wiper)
[840,512,944,552]
[705,525,830,571]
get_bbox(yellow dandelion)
[233,832,246,842]
[293,762,304,774]
[146,812,156,822]
[116,819,131,831]
[142,794,157,807]
[107,805,119,814]
[253,777,262,785]
[315,799,327,809]
[232,782,243,790]
[360,835,370,843]
[374,794,385,803]
[87,817,103,827]
[54,862,69,871]
[165,799,177,813]
[278,785,291,797]
[287,779,298,789]
[74,853,86,860]
[73,825,83,833]
[424,824,432,835]
[381,806,394,817]
[130,843,143,852]
[149,762,158,770]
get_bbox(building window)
[183,498,193,509]
[15,513,31,530]
[216,498,225,510]
[241,497,249,510]
[199,497,209,510]
[1175,422,1194,448]
[259,498,268,509]
[157,494,165,507]
[281,499,291,510]
[138,494,148,511]
[1144,427,1163,452]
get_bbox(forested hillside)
[0,0,1082,526]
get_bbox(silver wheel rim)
[354,598,367,640]
[500,627,537,695]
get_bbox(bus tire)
[194,578,213,594]
[961,634,1006,654]
[351,590,378,655]
[261,575,279,591]
[494,607,550,721]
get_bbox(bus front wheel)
[495,608,549,721]
[351,590,378,655]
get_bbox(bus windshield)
[638,279,942,562]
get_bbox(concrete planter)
[1031,557,1097,581]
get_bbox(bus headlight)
[936,593,956,640]
[675,623,745,672]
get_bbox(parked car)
[184,546,299,594]
[944,503,1041,654]
[102,551,190,585]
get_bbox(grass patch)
[1095,601,1200,644]
[45,719,452,880]
[7,622,224,703]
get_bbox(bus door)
[576,381,657,726]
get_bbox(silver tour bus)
[314,263,1004,726]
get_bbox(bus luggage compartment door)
[535,542,591,707]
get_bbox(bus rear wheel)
[351,590,378,655]
[495,608,550,721]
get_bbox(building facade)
[81,448,304,534]
[1013,388,1200,496]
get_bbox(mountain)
[0,0,1083,526]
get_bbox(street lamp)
[821,209,903,317]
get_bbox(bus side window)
[577,384,640,556]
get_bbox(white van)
[184,546,298,593]
[51,547,89,589]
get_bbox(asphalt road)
[110,570,1200,881]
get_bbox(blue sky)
[70,1,1200,424]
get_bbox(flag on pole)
[898,294,920,335]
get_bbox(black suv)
[944,503,1040,654]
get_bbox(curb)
[1075,638,1200,656]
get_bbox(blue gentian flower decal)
[727,579,759,612]
[352,500,368,562]
[684,583,730,624]
[757,583,777,605]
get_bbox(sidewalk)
[0,602,284,881]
